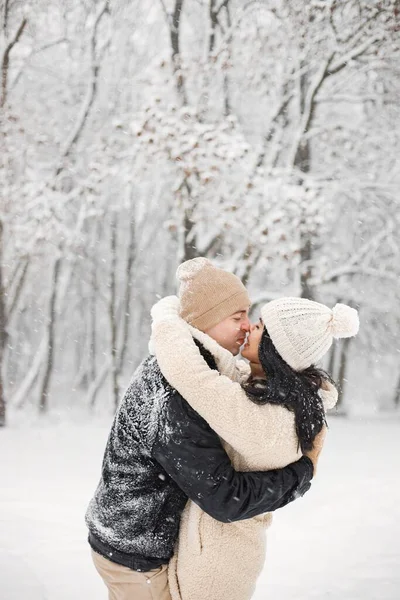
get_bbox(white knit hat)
[260,297,359,371]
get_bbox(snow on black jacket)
[85,343,313,571]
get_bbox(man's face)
[205,308,251,355]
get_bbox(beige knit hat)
[177,257,250,331]
[260,297,359,371]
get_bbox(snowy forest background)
[1,0,400,427]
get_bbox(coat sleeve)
[152,318,278,449]
[151,392,313,523]
[187,325,251,383]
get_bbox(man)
[86,257,322,600]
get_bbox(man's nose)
[240,318,251,332]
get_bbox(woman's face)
[241,319,263,363]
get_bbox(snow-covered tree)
[1,0,399,423]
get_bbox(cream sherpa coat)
[151,297,337,600]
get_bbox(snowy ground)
[1,415,399,600]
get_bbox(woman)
[150,293,359,600]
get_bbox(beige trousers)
[91,550,172,600]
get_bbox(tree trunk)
[6,257,29,320]
[336,337,352,412]
[299,231,314,300]
[327,339,338,377]
[75,273,88,388]
[0,2,13,423]
[117,211,136,373]
[393,370,400,408]
[293,55,333,301]
[0,220,6,426]
[183,207,199,261]
[170,0,187,104]
[57,1,109,170]
[0,369,5,427]
[88,359,111,409]
[209,0,218,53]
[109,213,119,410]
[89,287,97,382]
[89,230,98,384]
[1,16,28,108]
[3,260,30,391]
[12,338,46,410]
[235,245,261,288]
[294,69,315,301]
[39,256,61,413]
[90,210,135,410]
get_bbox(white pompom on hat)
[177,257,250,332]
[330,303,360,338]
[260,297,359,371]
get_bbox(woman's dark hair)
[242,328,335,453]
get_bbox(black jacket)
[86,345,313,571]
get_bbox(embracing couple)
[86,257,359,600]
